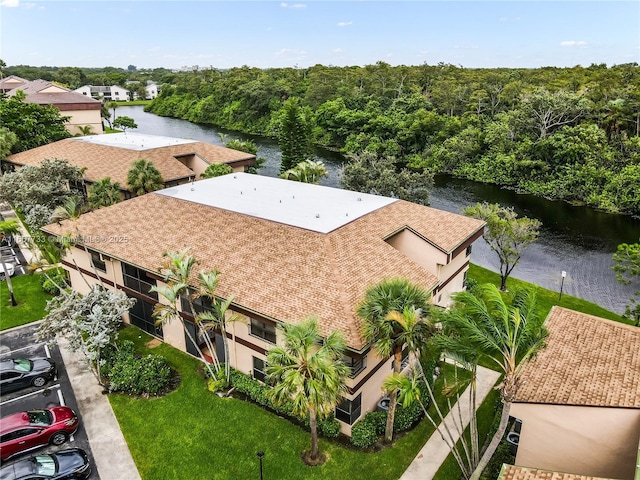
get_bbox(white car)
[0,262,15,279]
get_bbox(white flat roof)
[156,172,397,233]
[73,132,196,151]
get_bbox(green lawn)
[110,326,470,480]
[467,264,626,324]
[0,273,51,330]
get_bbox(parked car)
[0,358,57,394]
[0,263,14,280]
[0,448,91,479]
[0,407,79,462]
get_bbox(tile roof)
[6,135,256,187]
[0,75,27,91]
[515,307,640,408]
[500,465,616,480]
[42,177,484,350]
[6,79,101,105]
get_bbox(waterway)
[116,105,640,314]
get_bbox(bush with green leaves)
[109,353,172,396]
[102,340,172,397]
[229,368,340,438]
[40,268,67,295]
[350,414,380,448]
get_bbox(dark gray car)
[0,358,57,394]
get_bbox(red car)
[0,406,79,462]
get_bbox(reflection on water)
[116,106,640,314]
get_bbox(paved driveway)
[0,323,99,479]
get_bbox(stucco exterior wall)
[64,110,104,136]
[511,402,640,480]
[386,229,447,278]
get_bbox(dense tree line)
[141,62,640,215]
[4,61,640,215]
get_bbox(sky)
[1,0,639,70]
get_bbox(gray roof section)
[156,172,397,233]
[73,132,197,151]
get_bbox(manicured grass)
[467,264,626,324]
[110,326,471,480]
[0,273,51,331]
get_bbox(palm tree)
[266,317,349,464]
[444,283,548,480]
[194,269,241,383]
[0,219,21,306]
[151,249,225,381]
[126,159,164,196]
[280,160,328,184]
[357,277,430,443]
[50,196,101,289]
[88,177,122,209]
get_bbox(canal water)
[117,105,640,314]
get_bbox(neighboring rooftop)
[500,465,616,480]
[5,134,256,188]
[75,132,196,151]
[5,79,101,106]
[158,173,397,233]
[42,175,485,349]
[515,306,640,408]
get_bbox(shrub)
[40,268,67,295]
[318,415,341,438]
[350,415,379,448]
[106,342,172,396]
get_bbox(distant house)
[510,307,640,480]
[0,75,27,93]
[41,172,485,435]
[75,85,130,102]
[124,80,161,100]
[499,465,619,480]
[3,78,104,135]
[3,132,257,198]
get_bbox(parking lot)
[0,323,99,479]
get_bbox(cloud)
[560,40,588,48]
[337,21,352,27]
[1,0,20,7]
[280,2,306,8]
[331,48,344,54]
[498,16,521,22]
[275,48,307,60]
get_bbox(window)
[250,318,276,344]
[122,263,158,299]
[180,290,213,316]
[253,357,266,382]
[466,245,473,256]
[129,297,163,338]
[342,354,366,378]
[335,394,361,425]
[91,252,106,272]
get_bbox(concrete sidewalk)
[400,365,501,480]
[58,339,141,480]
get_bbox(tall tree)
[36,286,135,385]
[0,91,70,153]
[113,116,138,132]
[612,241,640,326]
[357,277,431,443]
[463,203,541,291]
[88,177,122,209]
[0,219,20,306]
[444,284,547,480]
[266,317,349,464]
[341,152,432,206]
[126,159,164,196]
[276,97,313,173]
[151,249,231,381]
